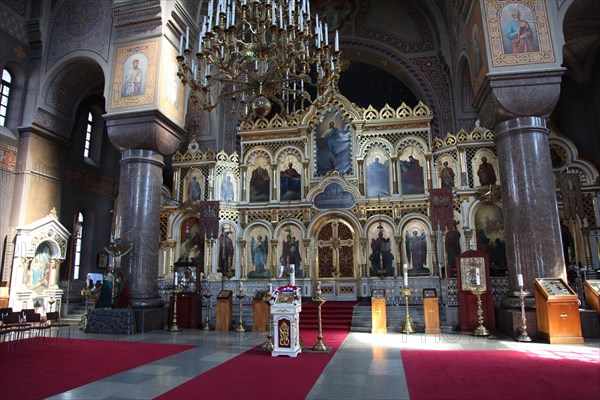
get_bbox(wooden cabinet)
[371,297,387,334]
[584,280,600,315]
[216,290,233,331]
[169,293,202,328]
[534,278,583,344]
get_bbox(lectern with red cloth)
[457,250,496,334]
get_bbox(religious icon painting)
[248,225,271,278]
[249,156,271,202]
[279,157,302,201]
[399,149,425,195]
[471,151,499,187]
[367,222,395,277]
[437,156,457,189]
[474,204,507,272]
[219,170,236,202]
[184,169,203,202]
[365,148,391,197]
[403,221,430,276]
[314,109,353,176]
[278,224,304,278]
[179,217,201,261]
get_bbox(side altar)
[270,284,302,357]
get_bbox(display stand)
[170,258,202,329]
[216,290,233,331]
[456,250,496,334]
[252,290,269,332]
[423,288,441,334]
[584,280,600,315]
[371,289,387,334]
[270,284,302,357]
[534,278,583,344]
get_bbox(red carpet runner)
[0,338,195,399]
[402,349,600,400]
[156,330,349,400]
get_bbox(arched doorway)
[314,218,358,301]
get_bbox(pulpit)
[252,290,269,332]
[270,284,302,357]
[457,250,496,334]
[371,290,387,334]
[534,278,583,344]
[216,290,233,331]
[423,288,441,334]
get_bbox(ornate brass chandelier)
[176,0,341,119]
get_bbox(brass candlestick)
[169,289,180,332]
[78,288,90,330]
[202,290,213,331]
[312,285,329,351]
[400,288,416,334]
[262,294,274,351]
[471,287,490,336]
[48,298,56,313]
[235,291,246,333]
[514,289,532,342]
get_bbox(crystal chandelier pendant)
[176,0,341,121]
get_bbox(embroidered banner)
[199,201,220,239]
[559,174,584,220]
[429,188,454,231]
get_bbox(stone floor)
[45,328,600,400]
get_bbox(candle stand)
[400,288,416,334]
[471,287,490,336]
[312,288,329,351]
[78,288,91,330]
[262,295,275,351]
[514,289,532,342]
[169,288,181,332]
[202,290,213,331]
[235,290,246,333]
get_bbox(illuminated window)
[73,212,84,280]
[0,69,11,127]
[84,112,93,158]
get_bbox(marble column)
[117,149,165,308]
[495,117,565,293]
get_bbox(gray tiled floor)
[44,329,600,400]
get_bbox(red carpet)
[156,330,349,400]
[402,349,600,400]
[0,338,195,399]
[300,301,355,331]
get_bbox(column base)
[133,307,165,333]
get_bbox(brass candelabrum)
[400,287,416,334]
[78,288,91,330]
[262,294,274,351]
[202,289,213,331]
[312,284,329,351]
[514,289,532,342]
[169,288,181,332]
[235,290,246,333]
[471,286,491,336]
[48,298,56,313]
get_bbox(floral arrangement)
[269,284,301,306]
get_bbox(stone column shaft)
[495,117,565,292]
[118,149,164,308]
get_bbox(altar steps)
[350,303,454,333]
[299,301,356,331]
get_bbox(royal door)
[315,218,358,301]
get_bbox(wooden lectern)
[584,280,600,315]
[252,290,269,332]
[422,288,441,334]
[216,290,233,331]
[371,290,387,334]
[534,278,583,344]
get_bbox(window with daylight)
[84,112,93,158]
[0,69,11,126]
[73,212,84,280]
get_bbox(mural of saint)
[280,231,303,278]
[249,234,269,278]
[316,113,352,175]
[187,175,202,201]
[475,204,507,274]
[366,156,390,197]
[369,228,394,276]
[405,228,428,275]
[476,157,497,186]
[220,172,235,201]
[501,4,538,54]
[180,217,201,260]
[29,243,51,292]
[400,155,424,194]
[217,228,234,274]
[249,163,270,202]
[121,55,146,97]
[445,220,461,277]
[280,162,301,201]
